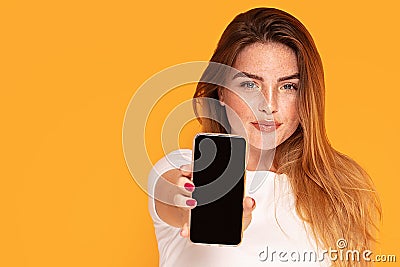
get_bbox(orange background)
[1,0,399,266]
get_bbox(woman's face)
[220,42,300,150]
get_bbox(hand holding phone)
[178,166,255,239]
[189,133,250,246]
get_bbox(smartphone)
[190,133,246,246]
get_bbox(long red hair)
[193,7,381,266]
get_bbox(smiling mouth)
[251,120,282,133]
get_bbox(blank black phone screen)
[190,134,246,246]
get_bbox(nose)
[258,85,278,115]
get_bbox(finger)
[180,222,190,238]
[177,176,195,196]
[242,197,255,232]
[243,197,256,219]
[179,164,193,178]
[244,196,256,211]
[155,174,194,205]
[173,194,197,210]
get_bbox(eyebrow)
[232,71,300,82]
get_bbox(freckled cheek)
[225,95,256,119]
[278,98,299,122]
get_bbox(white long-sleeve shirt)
[148,149,330,267]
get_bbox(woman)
[148,7,381,267]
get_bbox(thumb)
[242,197,256,232]
[180,222,190,238]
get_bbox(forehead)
[232,42,298,78]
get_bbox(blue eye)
[240,81,259,90]
[281,83,298,90]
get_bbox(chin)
[245,130,278,151]
[248,138,279,151]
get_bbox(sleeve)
[147,149,193,224]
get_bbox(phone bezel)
[189,132,247,247]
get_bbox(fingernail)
[251,198,256,208]
[184,183,194,192]
[180,228,188,238]
[186,199,196,206]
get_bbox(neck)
[246,145,276,172]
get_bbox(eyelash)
[240,81,259,90]
[281,83,298,91]
[239,81,298,91]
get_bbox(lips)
[251,120,282,133]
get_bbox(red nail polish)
[184,183,194,192]
[251,198,256,208]
[186,199,196,206]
